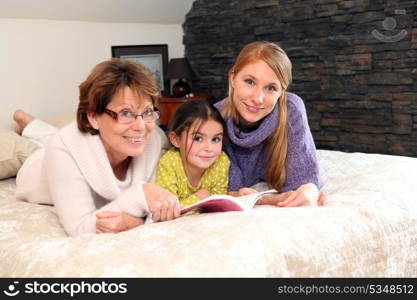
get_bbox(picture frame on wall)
[111,44,169,95]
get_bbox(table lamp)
[165,58,194,97]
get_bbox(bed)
[1,149,417,277]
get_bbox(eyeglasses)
[104,108,159,124]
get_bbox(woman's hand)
[238,187,258,196]
[228,187,258,197]
[259,183,320,207]
[96,211,144,234]
[318,192,326,206]
[279,183,319,207]
[142,183,181,222]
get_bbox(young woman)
[156,99,230,207]
[215,41,323,207]
[13,59,180,236]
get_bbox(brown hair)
[222,41,292,192]
[77,58,160,135]
[169,99,226,161]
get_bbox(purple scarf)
[215,93,322,192]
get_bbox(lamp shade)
[165,58,194,80]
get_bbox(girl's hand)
[238,187,258,196]
[195,188,211,200]
[258,183,320,207]
[142,183,181,222]
[96,211,144,234]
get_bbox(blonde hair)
[222,41,292,191]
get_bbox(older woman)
[215,41,324,206]
[14,59,180,236]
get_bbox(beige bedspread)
[1,150,416,277]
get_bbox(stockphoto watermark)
[2,280,127,297]
[371,9,408,43]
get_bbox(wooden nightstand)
[158,93,214,128]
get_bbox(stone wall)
[183,0,417,156]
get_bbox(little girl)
[156,99,230,207]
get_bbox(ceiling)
[0,0,195,24]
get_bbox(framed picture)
[111,44,169,95]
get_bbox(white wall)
[0,18,184,128]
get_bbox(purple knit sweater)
[215,92,322,192]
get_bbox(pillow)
[46,112,76,128]
[0,129,39,179]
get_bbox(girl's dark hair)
[169,99,226,137]
[169,100,227,161]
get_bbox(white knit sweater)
[16,122,168,236]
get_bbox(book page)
[180,195,242,214]
[180,189,278,214]
[201,194,239,202]
[234,189,277,211]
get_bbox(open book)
[180,189,278,214]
